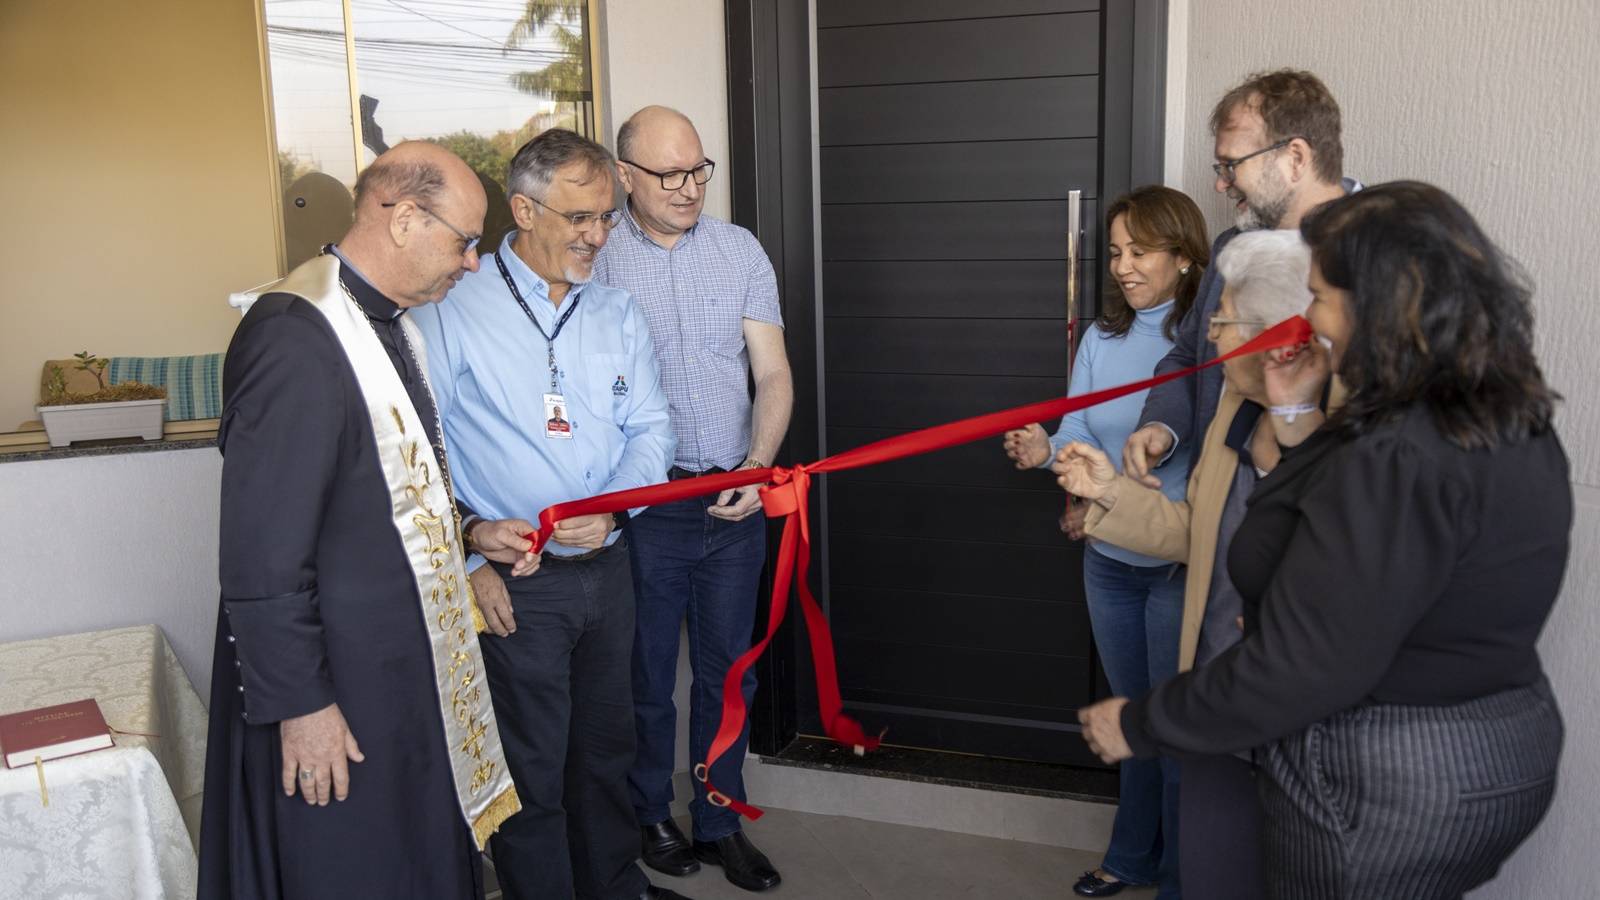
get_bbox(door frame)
[725,0,1172,758]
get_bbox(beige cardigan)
[1084,389,1250,672]
[1085,382,1344,672]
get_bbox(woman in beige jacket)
[1053,229,1325,900]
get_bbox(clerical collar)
[324,244,402,321]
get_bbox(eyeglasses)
[528,196,623,232]
[381,201,480,254]
[621,158,716,191]
[1211,138,1298,184]
[1208,314,1267,333]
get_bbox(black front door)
[812,0,1142,766]
[726,0,1163,768]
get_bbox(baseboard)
[668,756,1115,852]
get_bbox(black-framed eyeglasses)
[381,201,480,253]
[621,158,716,191]
[1211,138,1298,184]
[528,196,623,232]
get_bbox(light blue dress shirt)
[412,234,676,558]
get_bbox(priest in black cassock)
[199,142,540,899]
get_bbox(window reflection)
[263,0,596,268]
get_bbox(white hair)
[1215,229,1312,327]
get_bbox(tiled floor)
[490,807,1157,900]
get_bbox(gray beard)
[1234,167,1292,231]
[1236,196,1290,231]
[563,266,594,285]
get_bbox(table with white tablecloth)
[0,625,208,900]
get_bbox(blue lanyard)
[496,251,579,393]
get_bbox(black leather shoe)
[641,819,700,877]
[1072,869,1127,897]
[693,831,781,892]
[644,887,692,900]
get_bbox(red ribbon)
[524,316,1313,819]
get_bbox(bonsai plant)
[36,351,168,447]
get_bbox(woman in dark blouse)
[1074,181,1571,899]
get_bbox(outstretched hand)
[1121,424,1171,489]
[1052,442,1118,502]
[1002,424,1053,470]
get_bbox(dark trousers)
[479,543,649,900]
[1258,679,1563,900]
[1179,755,1265,900]
[627,495,767,841]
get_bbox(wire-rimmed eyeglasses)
[1208,314,1268,333]
[381,201,480,253]
[621,158,716,191]
[528,196,623,232]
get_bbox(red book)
[0,699,114,768]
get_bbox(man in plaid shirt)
[593,106,792,894]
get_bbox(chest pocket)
[584,353,630,424]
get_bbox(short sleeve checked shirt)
[593,206,784,472]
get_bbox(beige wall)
[0,0,280,431]
[1167,2,1600,896]
[597,0,731,221]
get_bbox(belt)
[544,541,616,564]
[668,465,727,481]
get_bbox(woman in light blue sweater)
[1003,186,1209,899]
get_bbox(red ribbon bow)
[523,316,1314,819]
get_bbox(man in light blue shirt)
[594,107,790,895]
[412,129,685,900]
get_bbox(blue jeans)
[627,495,767,841]
[1082,546,1185,898]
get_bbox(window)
[262,0,600,268]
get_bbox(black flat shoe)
[641,819,700,877]
[644,887,693,900]
[1072,869,1127,897]
[692,831,781,892]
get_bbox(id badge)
[543,393,573,439]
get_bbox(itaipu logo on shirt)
[612,375,628,397]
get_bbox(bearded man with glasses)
[1122,69,1362,492]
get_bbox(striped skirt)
[1257,678,1562,900]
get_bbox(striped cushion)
[108,354,224,421]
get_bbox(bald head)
[616,106,699,163]
[338,141,487,307]
[615,107,711,247]
[352,140,484,222]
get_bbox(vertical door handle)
[1065,189,1083,372]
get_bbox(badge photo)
[544,392,573,439]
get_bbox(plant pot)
[36,398,166,448]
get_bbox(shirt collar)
[325,244,401,321]
[1225,398,1265,464]
[493,232,588,315]
[621,201,699,251]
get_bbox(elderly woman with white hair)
[1051,229,1322,900]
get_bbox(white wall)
[597,0,732,222]
[597,0,732,775]
[1167,2,1600,896]
[0,450,222,696]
